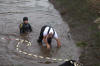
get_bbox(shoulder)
[19,23,24,28]
[43,27,49,36]
[28,23,31,26]
[20,23,23,25]
[45,27,49,30]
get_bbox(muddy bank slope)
[49,0,100,66]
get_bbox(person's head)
[23,17,28,24]
[48,32,53,38]
[48,29,54,38]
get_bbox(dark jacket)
[19,23,32,34]
[59,60,76,66]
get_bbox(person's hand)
[55,38,61,48]
[47,44,50,49]
[57,44,61,48]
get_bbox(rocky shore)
[49,0,100,66]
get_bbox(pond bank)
[49,0,100,66]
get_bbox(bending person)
[37,25,61,49]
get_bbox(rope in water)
[1,37,68,61]
[1,37,80,66]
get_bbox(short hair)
[23,17,28,21]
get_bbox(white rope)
[1,37,81,66]
[17,39,69,61]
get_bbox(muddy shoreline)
[49,0,100,66]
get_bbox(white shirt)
[43,27,58,39]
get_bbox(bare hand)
[57,44,61,48]
[47,44,50,49]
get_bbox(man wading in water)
[37,25,61,49]
[19,17,32,34]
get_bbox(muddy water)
[0,0,80,66]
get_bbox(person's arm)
[55,38,61,48]
[54,31,61,48]
[19,24,23,34]
[20,28,23,34]
[43,35,50,49]
[29,24,32,32]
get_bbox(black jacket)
[19,23,32,34]
[59,60,76,66]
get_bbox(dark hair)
[59,60,76,66]
[23,17,28,21]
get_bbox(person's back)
[19,17,32,34]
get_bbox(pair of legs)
[37,25,52,45]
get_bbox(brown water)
[0,0,80,66]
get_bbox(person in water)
[19,17,32,34]
[59,60,79,66]
[37,25,61,49]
